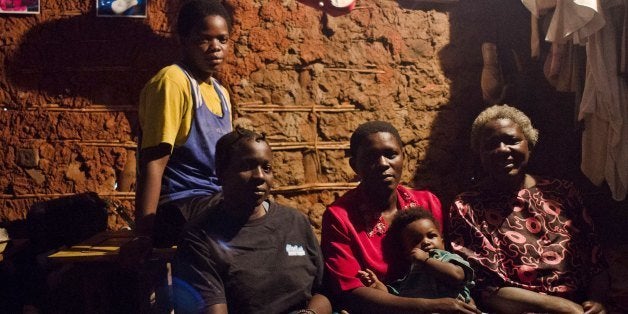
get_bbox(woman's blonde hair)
[470,104,539,152]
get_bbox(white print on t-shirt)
[285,244,306,256]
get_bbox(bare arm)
[482,286,584,314]
[135,143,171,235]
[118,144,171,268]
[345,287,479,314]
[306,293,332,314]
[204,303,228,314]
[411,248,466,285]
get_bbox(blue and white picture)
[97,0,147,18]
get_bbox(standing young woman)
[135,0,233,247]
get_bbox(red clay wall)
[1,0,179,229]
[1,0,624,238]
[1,0,475,231]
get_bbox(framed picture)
[97,0,147,18]
[0,0,40,14]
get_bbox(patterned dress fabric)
[449,177,605,302]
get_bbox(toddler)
[358,206,475,303]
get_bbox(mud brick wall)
[1,0,179,229]
[1,0,613,236]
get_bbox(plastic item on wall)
[111,0,137,14]
[480,42,506,105]
[0,228,8,253]
[0,0,39,14]
[97,0,147,18]
[297,0,356,16]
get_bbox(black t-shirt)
[173,198,323,314]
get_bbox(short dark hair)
[349,121,403,157]
[215,127,267,176]
[388,206,440,241]
[176,0,233,39]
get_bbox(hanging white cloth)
[579,0,628,201]
[522,0,557,17]
[522,0,628,201]
[522,0,605,44]
[548,0,605,44]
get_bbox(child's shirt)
[387,249,475,303]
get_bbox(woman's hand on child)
[357,268,387,291]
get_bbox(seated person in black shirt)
[172,127,331,314]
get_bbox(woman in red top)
[321,121,479,313]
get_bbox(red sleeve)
[320,205,364,294]
[425,191,444,231]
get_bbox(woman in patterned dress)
[449,104,609,313]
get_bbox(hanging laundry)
[531,15,542,59]
[543,42,582,92]
[523,0,605,44]
[522,0,557,17]
[523,0,628,201]
[549,0,605,44]
[579,0,628,201]
[524,0,604,89]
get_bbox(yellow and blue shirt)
[139,64,232,203]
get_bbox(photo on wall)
[0,0,40,14]
[97,0,147,18]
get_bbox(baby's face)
[401,218,445,253]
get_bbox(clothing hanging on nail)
[522,0,628,201]
[579,0,628,201]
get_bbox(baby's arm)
[411,248,466,286]
[357,268,388,292]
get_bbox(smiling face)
[181,15,229,79]
[350,132,404,198]
[479,118,530,185]
[401,218,444,254]
[220,139,273,213]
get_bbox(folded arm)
[412,248,466,286]
[482,286,584,314]
[345,287,479,313]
